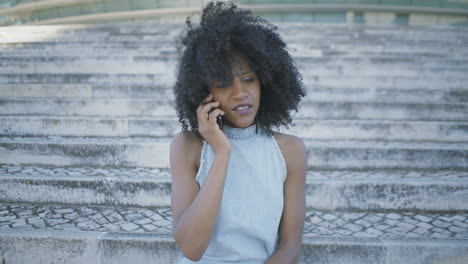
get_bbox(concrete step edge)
[2,97,468,104]
[3,25,467,35]
[2,55,468,65]
[2,46,467,57]
[2,30,467,42]
[1,84,468,105]
[1,136,468,149]
[1,229,467,264]
[2,116,468,141]
[2,164,467,181]
[1,137,467,169]
[0,99,468,121]
[1,73,468,83]
[0,229,178,264]
[1,167,467,210]
[2,65,465,77]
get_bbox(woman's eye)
[244,78,254,83]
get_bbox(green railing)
[1,0,468,26]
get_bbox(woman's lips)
[233,105,252,115]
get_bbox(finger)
[200,101,220,116]
[202,94,213,104]
[197,101,220,125]
[208,108,225,122]
[196,103,204,116]
[197,99,215,115]
[197,96,215,114]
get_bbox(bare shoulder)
[170,131,204,172]
[171,131,203,149]
[272,131,306,156]
[272,131,307,176]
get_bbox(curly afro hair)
[173,0,306,136]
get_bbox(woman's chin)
[224,119,255,129]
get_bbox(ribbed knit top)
[177,123,287,263]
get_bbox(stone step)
[2,83,467,104]
[1,73,467,90]
[0,165,467,211]
[3,35,466,53]
[2,60,465,78]
[2,58,467,80]
[289,42,468,58]
[0,136,170,168]
[1,230,467,264]
[281,24,468,39]
[303,75,468,90]
[1,137,467,169]
[0,41,465,55]
[0,99,176,117]
[296,57,468,69]
[0,116,179,138]
[1,25,467,61]
[296,86,468,104]
[0,60,177,74]
[1,81,467,103]
[1,24,467,43]
[0,73,173,85]
[0,25,181,43]
[0,203,467,263]
[1,23,466,35]
[297,101,468,121]
[1,55,466,67]
[0,41,177,52]
[287,119,468,141]
[1,99,467,122]
[0,166,172,208]
[1,22,467,263]
[2,41,467,59]
[1,116,468,142]
[0,229,178,264]
[283,30,468,45]
[0,84,174,99]
[281,27,468,43]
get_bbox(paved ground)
[0,203,173,234]
[304,210,468,239]
[2,164,468,181]
[0,164,171,180]
[1,164,467,239]
[1,203,466,239]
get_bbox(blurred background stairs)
[1,2,468,263]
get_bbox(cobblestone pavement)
[308,169,468,181]
[0,204,172,234]
[0,164,171,180]
[0,203,467,239]
[304,210,468,239]
[2,164,467,181]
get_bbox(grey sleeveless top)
[177,123,287,264]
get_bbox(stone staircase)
[0,23,468,263]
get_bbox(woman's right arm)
[170,94,231,261]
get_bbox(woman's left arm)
[266,134,307,264]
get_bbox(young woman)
[170,1,307,263]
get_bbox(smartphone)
[206,103,223,131]
[217,115,223,131]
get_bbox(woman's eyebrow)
[234,70,253,76]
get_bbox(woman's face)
[209,55,261,128]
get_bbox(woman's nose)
[232,80,247,99]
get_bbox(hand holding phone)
[197,94,230,152]
[212,111,223,131]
